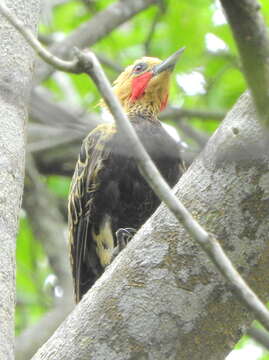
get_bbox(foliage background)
[16,0,269,358]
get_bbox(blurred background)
[16,0,269,358]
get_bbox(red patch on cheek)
[160,93,168,111]
[130,72,153,102]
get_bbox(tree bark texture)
[31,91,269,360]
[0,1,41,359]
[220,0,269,127]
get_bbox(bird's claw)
[111,227,136,261]
[116,227,136,250]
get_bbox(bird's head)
[112,48,185,118]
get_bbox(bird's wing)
[68,123,116,302]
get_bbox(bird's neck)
[125,103,159,123]
[120,88,168,122]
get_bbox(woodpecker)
[68,48,185,302]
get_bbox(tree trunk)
[0,1,41,358]
[31,91,269,359]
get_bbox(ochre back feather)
[68,123,116,302]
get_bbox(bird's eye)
[133,62,147,74]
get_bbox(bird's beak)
[152,47,185,76]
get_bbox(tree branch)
[144,9,162,54]
[0,0,41,358]
[30,88,101,131]
[176,120,209,147]
[219,0,269,127]
[160,106,225,121]
[23,155,73,295]
[96,53,123,73]
[35,0,158,82]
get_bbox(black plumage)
[68,117,183,302]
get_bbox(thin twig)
[247,326,269,351]
[144,0,167,54]
[96,53,123,73]
[220,0,269,127]
[27,131,83,153]
[3,0,269,334]
[144,10,161,54]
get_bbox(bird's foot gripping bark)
[111,227,136,260]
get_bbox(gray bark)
[31,92,269,360]
[220,0,269,126]
[15,155,75,360]
[0,1,41,359]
